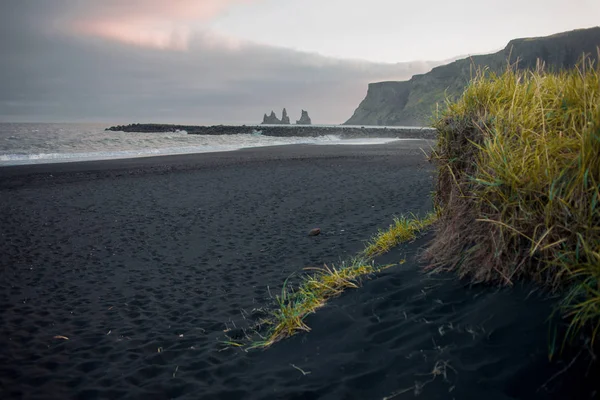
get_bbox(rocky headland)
[345,27,600,126]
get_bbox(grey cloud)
[0,1,442,124]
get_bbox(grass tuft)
[247,212,436,349]
[249,259,390,349]
[425,54,600,343]
[363,212,437,258]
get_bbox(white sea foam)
[315,138,419,146]
[0,146,240,165]
[0,123,416,166]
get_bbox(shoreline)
[0,134,431,168]
[0,141,433,186]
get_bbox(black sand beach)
[0,142,595,399]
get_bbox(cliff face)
[344,81,414,126]
[345,27,600,127]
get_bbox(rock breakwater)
[106,124,436,139]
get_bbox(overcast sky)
[0,0,598,124]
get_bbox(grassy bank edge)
[425,56,600,348]
[231,212,437,350]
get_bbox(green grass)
[425,55,600,343]
[247,259,392,349]
[243,212,436,349]
[363,212,437,258]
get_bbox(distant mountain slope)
[344,27,600,127]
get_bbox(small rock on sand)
[308,228,321,236]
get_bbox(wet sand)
[0,142,595,399]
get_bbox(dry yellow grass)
[363,212,437,258]
[249,261,390,349]
[425,54,600,343]
[248,212,436,349]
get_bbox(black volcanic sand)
[0,142,595,399]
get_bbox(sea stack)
[281,108,290,124]
[296,110,312,125]
[262,111,282,124]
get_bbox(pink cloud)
[66,0,257,50]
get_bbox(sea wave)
[0,146,237,166]
[0,122,412,166]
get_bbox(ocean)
[0,123,409,166]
